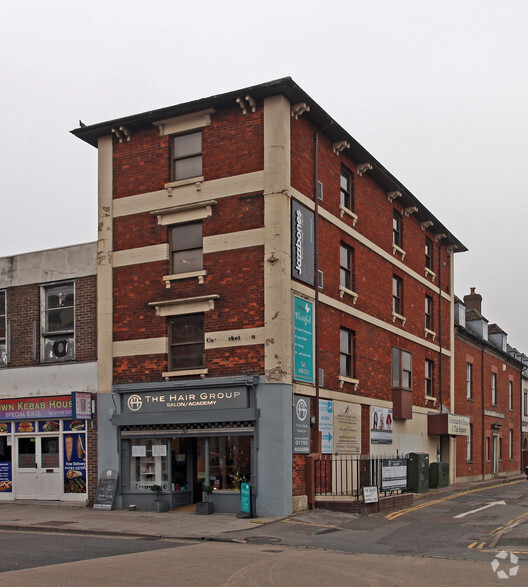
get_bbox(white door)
[15,436,62,499]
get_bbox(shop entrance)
[15,436,62,499]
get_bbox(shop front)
[0,393,92,501]
[112,376,258,512]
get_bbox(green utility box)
[429,462,449,488]
[407,452,429,493]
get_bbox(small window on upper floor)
[392,275,403,315]
[339,327,354,378]
[169,313,204,371]
[170,222,203,274]
[393,210,402,249]
[340,166,354,211]
[41,281,75,363]
[340,243,354,291]
[425,295,434,331]
[466,362,473,399]
[509,380,513,411]
[392,347,412,390]
[425,237,433,270]
[0,290,6,367]
[425,359,434,397]
[491,372,498,406]
[172,131,202,181]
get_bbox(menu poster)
[0,462,12,493]
[0,422,11,434]
[63,433,86,493]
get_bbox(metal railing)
[314,454,405,499]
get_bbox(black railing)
[314,454,405,499]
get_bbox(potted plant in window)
[196,482,214,515]
[149,484,170,513]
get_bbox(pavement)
[0,475,525,542]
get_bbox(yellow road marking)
[385,479,522,520]
[468,541,478,549]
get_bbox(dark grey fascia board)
[113,375,258,394]
[112,407,257,427]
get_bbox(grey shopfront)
[101,376,293,515]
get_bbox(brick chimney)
[463,287,482,313]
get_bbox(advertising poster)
[333,401,361,454]
[319,399,333,454]
[292,395,311,454]
[371,406,393,444]
[63,420,86,493]
[293,296,314,383]
[0,462,12,493]
[291,199,315,285]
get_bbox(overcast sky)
[1,1,527,351]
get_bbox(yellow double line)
[385,479,523,521]
[468,510,528,552]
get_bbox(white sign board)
[363,486,379,504]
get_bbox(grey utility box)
[407,452,429,493]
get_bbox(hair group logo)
[491,551,519,579]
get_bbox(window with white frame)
[170,222,203,274]
[524,390,528,417]
[0,290,6,367]
[392,275,403,315]
[340,328,354,378]
[509,380,513,411]
[425,295,433,331]
[392,347,412,390]
[393,210,402,248]
[425,237,433,270]
[339,243,354,291]
[340,166,354,211]
[491,372,497,406]
[425,359,434,396]
[466,362,473,399]
[467,424,473,462]
[509,429,514,459]
[41,282,75,363]
[172,131,202,181]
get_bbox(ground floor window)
[198,436,251,491]
[130,438,170,491]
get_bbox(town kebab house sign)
[0,395,73,420]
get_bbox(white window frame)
[466,362,473,399]
[491,372,497,406]
[40,281,76,363]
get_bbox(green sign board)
[240,482,251,514]
[293,296,314,383]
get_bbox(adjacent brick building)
[0,243,97,503]
[73,78,468,515]
[454,289,524,482]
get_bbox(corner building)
[73,78,466,515]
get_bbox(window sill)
[466,397,473,402]
[425,267,436,281]
[392,244,406,261]
[425,395,437,405]
[339,205,358,226]
[164,176,204,196]
[339,285,358,304]
[338,375,359,390]
[424,328,436,340]
[392,312,407,327]
[163,270,206,288]
[162,368,208,380]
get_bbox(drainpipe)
[437,241,443,415]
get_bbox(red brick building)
[73,78,467,515]
[0,243,97,503]
[454,289,524,482]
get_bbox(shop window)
[198,436,251,491]
[169,314,204,371]
[392,348,412,390]
[466,363,473,399]
[130,439,169,491]
[425,359,434,396]
[0,290,6,367]
[41,282,75,363]
[339,327,354,378]
[172,130,202,181]
[340,166,354,211]
[170,222,203,275]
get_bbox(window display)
[130,439,169,490]
[199,436,251,491]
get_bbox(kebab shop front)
[0,393,91,501]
